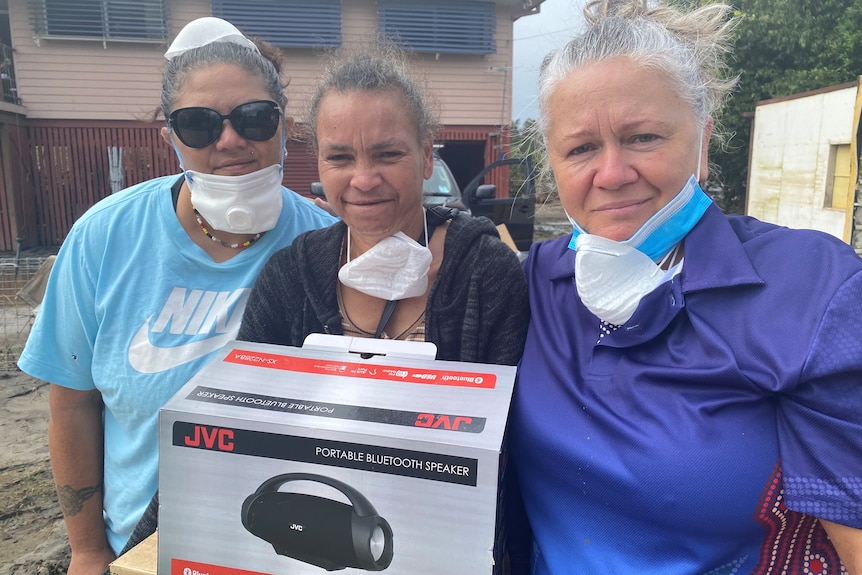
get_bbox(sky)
[511,0,585,123]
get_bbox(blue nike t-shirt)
[18,174,335,553]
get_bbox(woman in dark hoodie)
[238,48,529,366]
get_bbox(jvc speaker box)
[158,335,517,575]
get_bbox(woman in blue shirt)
[17,17,334,575]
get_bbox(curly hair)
[306,44,439,148]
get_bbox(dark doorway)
[438,141,485,191]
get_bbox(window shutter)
[106,0,167,40]
[43,0,103,37]
[378,0,496,55]
[212,0,342,48]
[29,0,167,42]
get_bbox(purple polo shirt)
[511,205,862,575]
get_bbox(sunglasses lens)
[230,101,280,142]
[172,107,223,148]
[170,101,280,148]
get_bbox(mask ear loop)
[420,208,430,247]
[657,242,681,269]
[344,208,429,265]
[167,134,199,194]
[166,131,187,173]
[681,127,705,263]
[279,115,288,168]
[657,126,705,265]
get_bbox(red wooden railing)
[26,121,179,246]
[7,121,506,250]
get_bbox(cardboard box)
[109,532,157,575]
[495,224,518,254]
[158,336,516,575]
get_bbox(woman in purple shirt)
[509,1,862,573]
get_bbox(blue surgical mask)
[567,174,712,262]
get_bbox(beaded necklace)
[193,208,263,249]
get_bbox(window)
[378,0,496,55]
[824,143,852,210]
[29,0,167,42]
[212,0,341,48]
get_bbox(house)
[0,0,546,250]
[746,77,862,255]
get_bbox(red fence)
[23,122,325,247]
[27,121,180,246]
[13,122,504,248]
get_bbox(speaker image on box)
[241,472,394,571]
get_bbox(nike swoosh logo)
[128,317,237,374]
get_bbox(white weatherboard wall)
[8,0,521,125]
[747,84,857,240]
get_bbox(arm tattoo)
[56,481,103,517]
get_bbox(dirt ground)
[0,197,570,575]
[0,372,69,575]
[531,195,571,243]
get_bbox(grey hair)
[306,48,438,148]
[537,0,738,138]
[160,40,286,118]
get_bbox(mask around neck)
[574,234,668,326]
[568,174,709,326]
[338,213,432,301]
[567,174,712,262]
[186,164,283,233]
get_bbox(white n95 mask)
[338,231,432,301]
[575,234,668,326]
[164,17,259,60]
[186,164,283,233]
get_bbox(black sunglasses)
[168,100,281,148]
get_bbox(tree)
[709,0,862,213]
[510,0,862,213]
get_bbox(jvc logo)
[290,523,304,531]
[183,425,235,451]
[414,413,472,430]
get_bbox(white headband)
[165,17,259,60]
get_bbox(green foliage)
[509,0,862,213]
[710,0,862,213]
